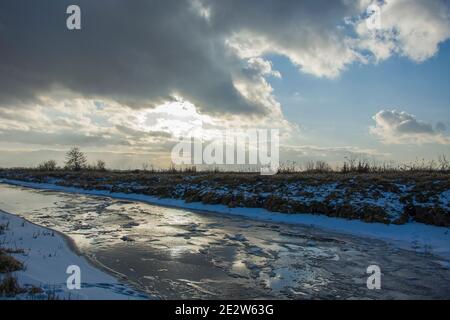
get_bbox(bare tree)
[96,160,106,171]
[65,147,87,171]
[38,160,58,171]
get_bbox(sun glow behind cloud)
[136,100,215,139]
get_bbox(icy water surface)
[0,183,449,299]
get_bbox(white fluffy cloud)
[371,110,450,144]
[0,97,175,151]
[355,0,450,63]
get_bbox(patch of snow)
[395,183,415,193]
[439,189,450,210]
[226,234,248,242]
[350,191,404,219]
[0,209,148,300]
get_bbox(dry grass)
[1,248,25,254]
[0,250,24,273]
[0,222,9,234]
[28,286,44,295]
[1,154,449,175]
[0,274,25,296]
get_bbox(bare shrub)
[94,160,107,171]
[0,251,24,273]
[438,154,449,171]
[0,274,25,296]
[37,160,58,171]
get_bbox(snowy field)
[0,209,148,300]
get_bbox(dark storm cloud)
[204,0,360,77]
[205,0,353,35]
[0,0,359,115]
[0,128,132,147]
[0,0,260,114]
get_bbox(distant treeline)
[2,147,449,174]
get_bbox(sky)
[0,0,449,169]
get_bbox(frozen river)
[0,183,449,299]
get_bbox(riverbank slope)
[0,209,147,300]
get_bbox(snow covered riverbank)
[2,170,449,227]
[0,209,148,300]
[1,178,449,261]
